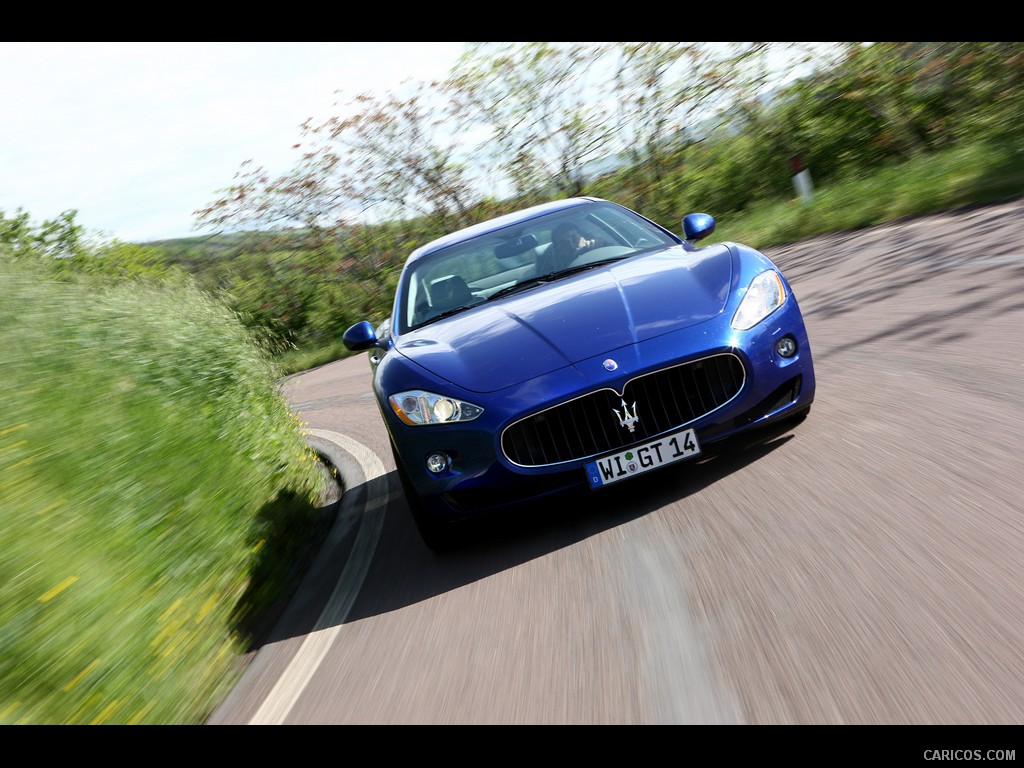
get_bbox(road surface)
[209,198,1024,725]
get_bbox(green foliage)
[1,208,193,286]
[452,42,614,198]
[0,264,324,724]
[1,208,88,261]
[707,138,1024,250]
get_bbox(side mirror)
[682,213,716,243]
[342,320,378,351]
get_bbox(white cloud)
[0,42,465,242]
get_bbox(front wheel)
[787,404,811,426]
[390,444,457,552]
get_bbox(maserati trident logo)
[603,359,618,372]
[614,399,639,432]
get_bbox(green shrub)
[0,269,324,724]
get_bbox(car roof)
[405,197,602,265]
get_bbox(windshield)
[397,202,679,332]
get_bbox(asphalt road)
[208,198,1024,725]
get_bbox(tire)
[390,444,456,552]
[788,404,811,426]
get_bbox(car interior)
[404,205,678,330]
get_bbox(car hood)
[395,244,734,393]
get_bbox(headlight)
[732,270,787,330]
[389,390,484,426]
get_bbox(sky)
[0,42,468,243]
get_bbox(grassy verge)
[276,338,355,377]
[711,138,1024,249]
[0,270,326,724]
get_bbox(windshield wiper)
[486,276,554,301]
[414,302,481,330]
[556,258,623,277]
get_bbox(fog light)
[426,452,450,475]
[775,336,797,358]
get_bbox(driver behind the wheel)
[543,221,595,273]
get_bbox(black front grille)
[501,353,745,467]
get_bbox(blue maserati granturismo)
[343,197,815,549]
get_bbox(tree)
[197,79,479,235]
[688,43,854,207]
[194,78,484,345]
[1,208,88,261]
[449,42,615,201]
[605,42,772,213]
[301,82,482,232]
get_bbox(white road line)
[248,429,388,725]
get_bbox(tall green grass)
[0,269,324,724]
[710,139,1024,249]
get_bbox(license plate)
[585,428,701,489]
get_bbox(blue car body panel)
[394,243,734,393]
